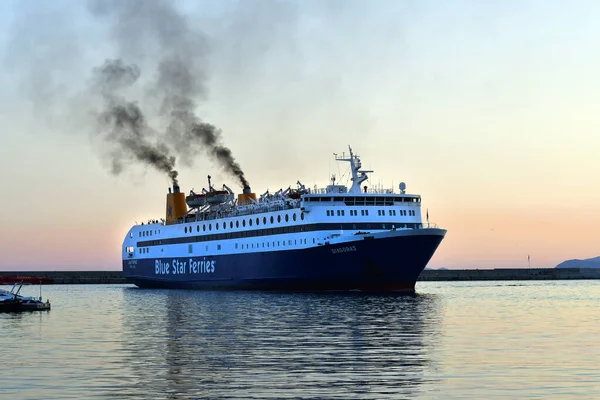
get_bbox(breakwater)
[1,268,599,285]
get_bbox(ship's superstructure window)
[285,214,289,222]
[197,225,200,232]
[263,217,267,225]
[188,244,193,253]
[249,219,253,226]
[217,244,221,250]
[223,222,226,229]
[209,224,212,231]
[230,222,234,229]
[236,221,240,228]
[270,216,274,224]
[301,213,305,220]
[278,216,281,223]
[203,224,207,231]
[243,220,246,227]
[256,218,260,226]
[389,210,397,216]
[216,223,219,230]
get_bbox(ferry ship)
[122,147,446,292]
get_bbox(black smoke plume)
[92,59,179,186]
[88,0,249,189]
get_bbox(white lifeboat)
[186,190,206,208]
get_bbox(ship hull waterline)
[123,229,446,293]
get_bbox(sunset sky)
[0,0,598,270]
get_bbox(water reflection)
[118,290,443,399]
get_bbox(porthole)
[277,215,281,223]
[270,216,274,224]
[256,217,260,226]
[184,227,188,233]
[230,222,233,229]
[293,213,297,221]
[130,232,133,238]
[216,223,219,230]
[203,224,206,231]
[285,214,289,222]
[196,225,200,232]
[236,220,239,228]
[249,219,253,226]
[223,222,226,229]
[243,220,246,227]
[209,224,212,231]
[263,217,267,224]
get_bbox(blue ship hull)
[123,230,445,292]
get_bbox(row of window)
[139,229,161,238]
[238,238,310,250]
[183,212,304,234]
[138,222,423,248]
[304,196,420,205]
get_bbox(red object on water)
[0,276,53,285]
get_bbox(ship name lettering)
[331,246,357,254]
[155,260,170,275]
[172,259,186,274]
[189,258,215,274]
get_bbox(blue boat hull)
[122,231,445,292]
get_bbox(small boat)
[185,191,207,208]
[0,283,51,313]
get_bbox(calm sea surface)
[1,280,599,399]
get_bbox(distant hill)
[555,256,600,269]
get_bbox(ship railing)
[187,202,302,222]
[311,187,396,195]
[420,222,439,229]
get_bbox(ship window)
[130,232,133,238]
[293,213,297,221]
[341,210,345,216]
[326,210,330,216]
[365,210,369,216]
[277,215,281,223]
[263,217,267,225]
[203,224,207,231]
[242,220,246,227]
[262,243,265,248]
[313,238,315,244]
[216,223,219,230]
[188,244,193,254]
[235,243,238,249]
[217,244,221,250]
[236,220,239,228]
[285,214,289,222]
[249,219,253,226]
[256,218,260,226]
[209,224,212,231]
[270,216,274,224]
[301,213,305,220]
[184,227,188,233]
[230,222,233,229]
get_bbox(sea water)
[1,280,599,399]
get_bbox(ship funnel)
[165,185,187,225]
[238,186,257,205]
